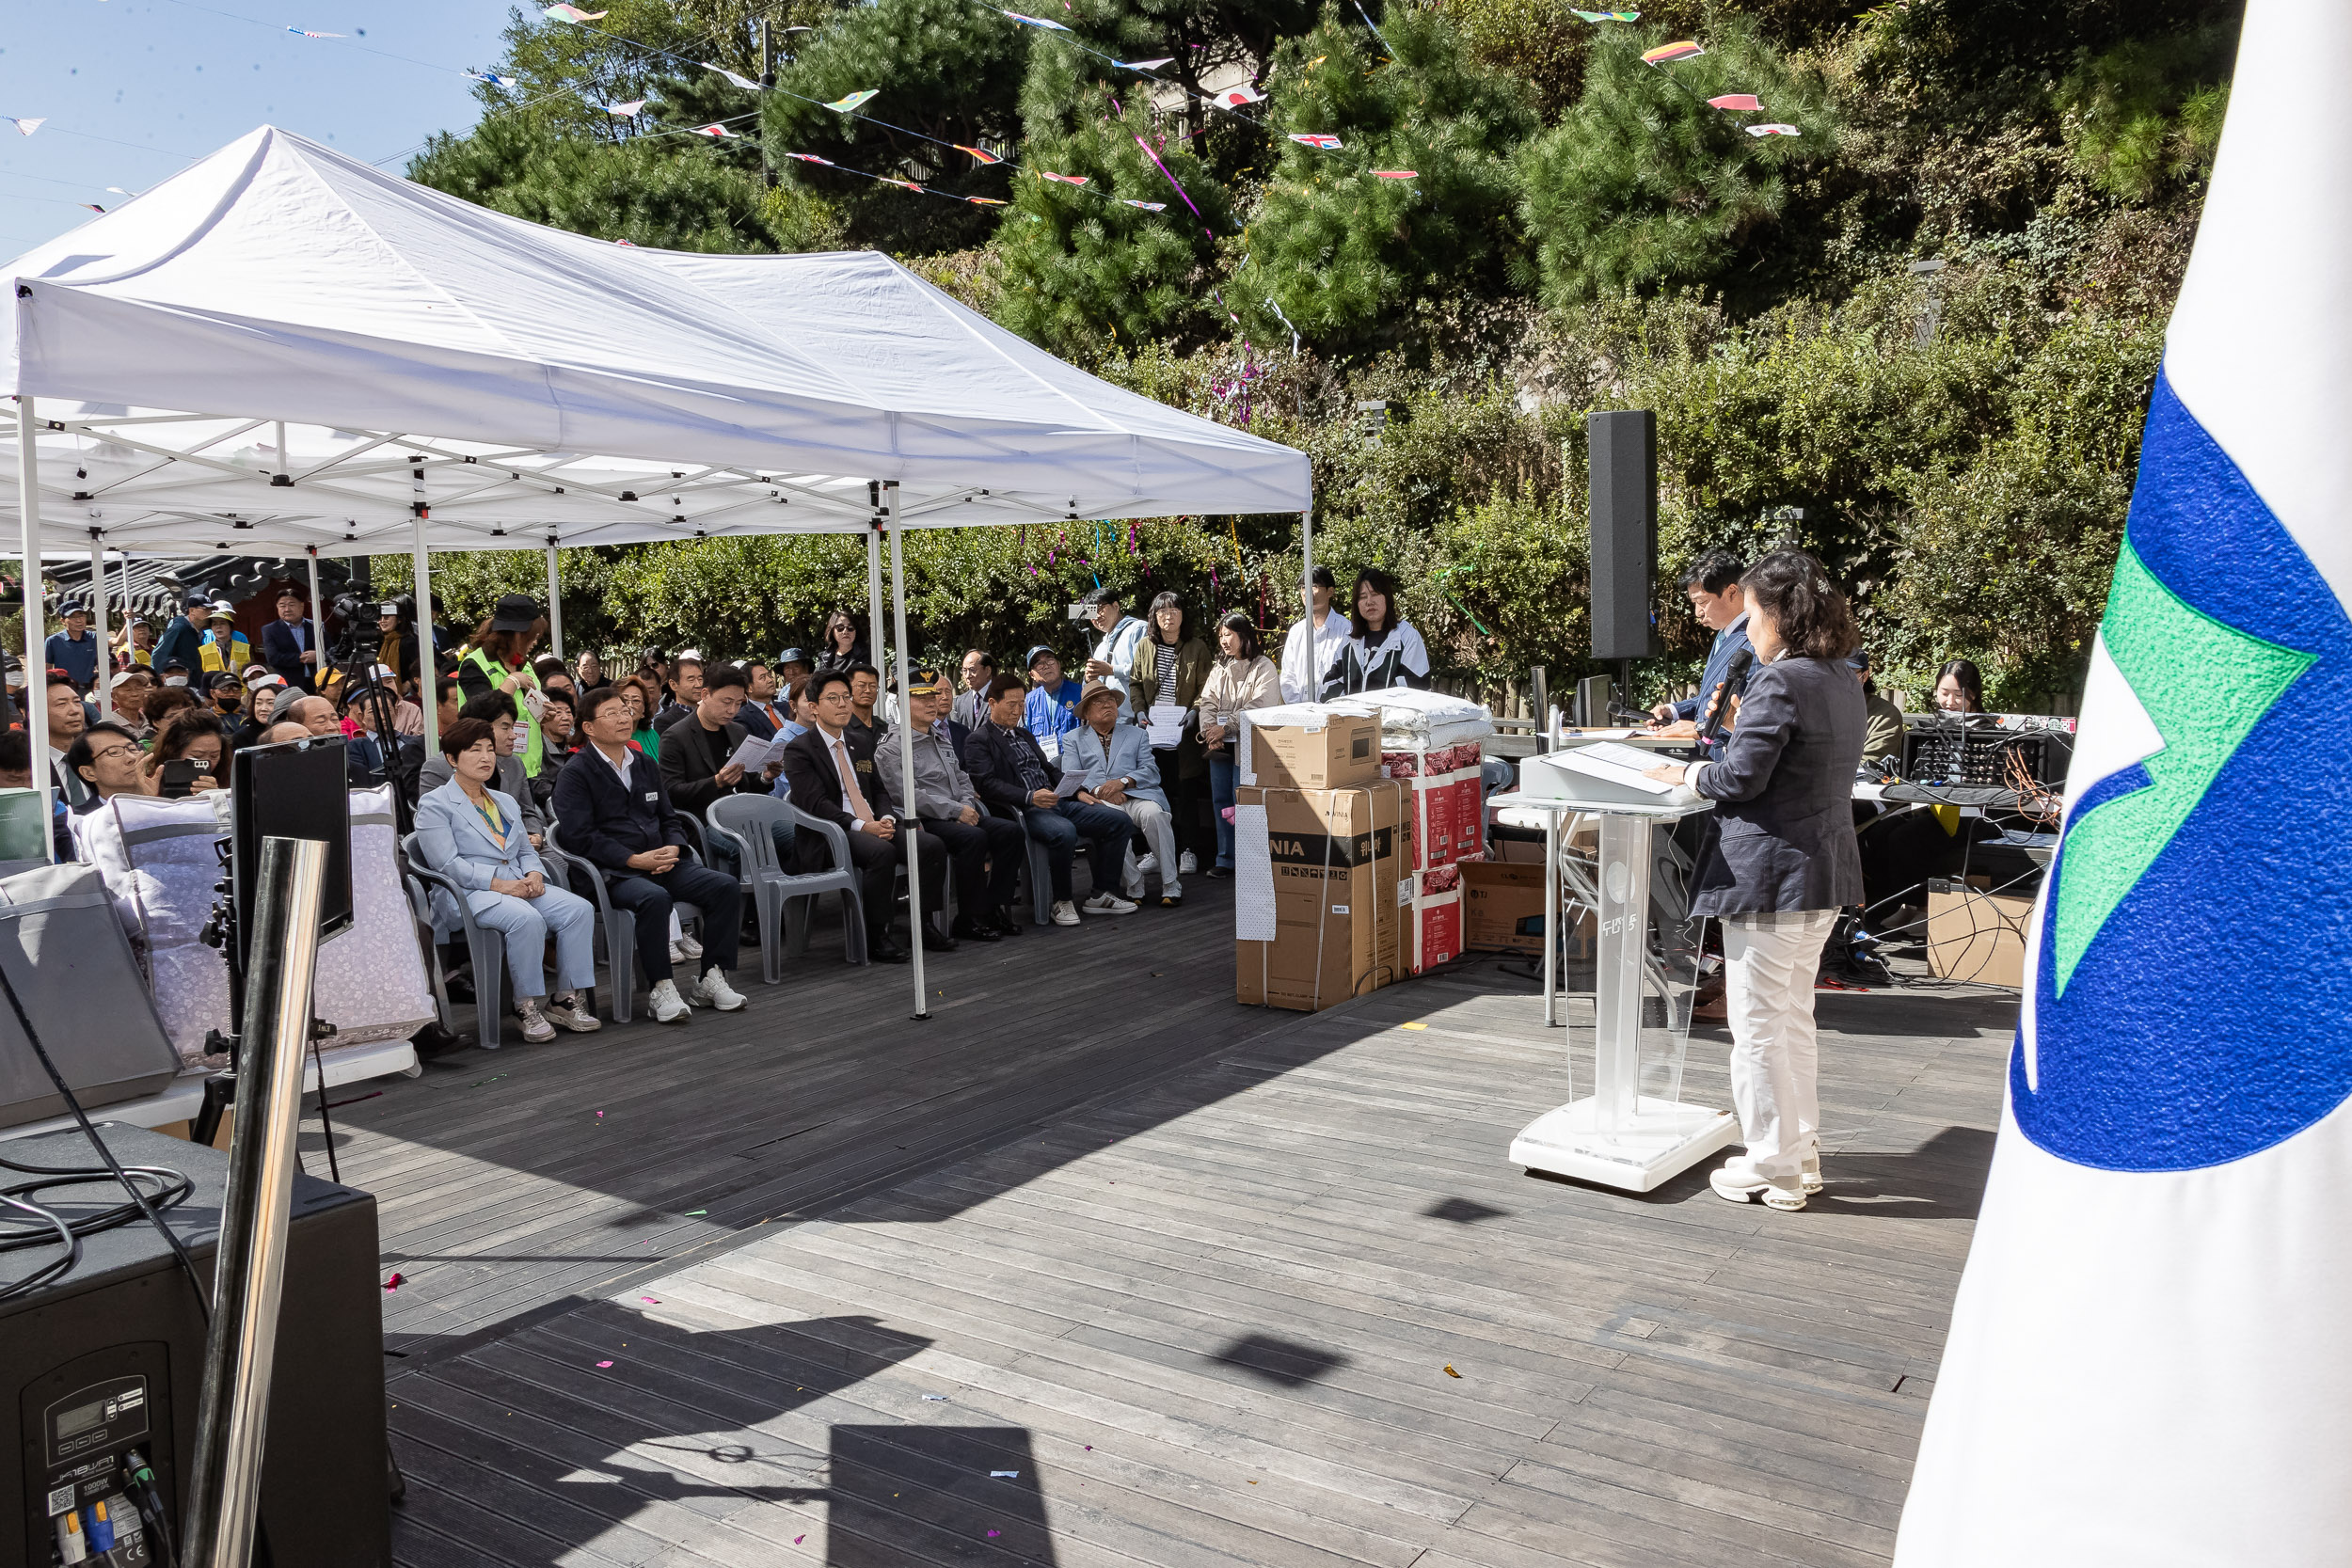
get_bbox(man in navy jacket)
[258,589,317,691]
[550,685,747,1023]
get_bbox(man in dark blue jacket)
[258,589,316,691]
[1651,551,1753,746]
[151,594,206,681]
[550,685,747,1024]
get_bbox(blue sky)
[0,0,507,258]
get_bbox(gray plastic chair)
[707,794,866,979]
[400,831,513,1051]
[542,821,707,1023]
[994,805,1055,926]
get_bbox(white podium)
[1499,746,1740,1193]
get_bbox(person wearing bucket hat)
[1067,678,1179,908]
[198,600,251,677]
[458,594,549,778]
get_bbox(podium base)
[1510,1096,1741,1193]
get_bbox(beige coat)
[1195,655,1281,739]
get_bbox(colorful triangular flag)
[691,122,739,138]
[703,61,761,92]
[542,4,608,20]
[999,8,1071,30]
[965,195,1009,206]
[1571,8,1640,19]
[1641,40,1704,63]
[822,89,879,113]
[785,151,834,166]
[1743,122,1800,136]
[1119,199,1168,211]
[1115,57,1174,71]
[467,71,519,88]
[1209,85,1265,107]
[6,118,43,136]
[285,26,344,38]
[1370,169,1418,179]
[1038,170,1089,186]
[956,144,1003,166]
[1708,93,1762,111]
[1289,133,1343,150]
[603,100,647,116]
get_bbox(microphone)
[1699,647,1754,747]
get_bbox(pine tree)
[1514,18,1837,306]
[760,0,1032,253]
[990,34,1236,356]
[1233,5,1535,351]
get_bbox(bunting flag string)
[285,26,345,39]
[7,118,44,136]
[704,61,763,93]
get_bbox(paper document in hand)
[1545,742,1675,794]
[1146,705,1186,748]
[1056,772,1089,800]
[725,734,784,772]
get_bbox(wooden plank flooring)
[327,882,2017,1568]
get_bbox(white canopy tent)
[4,125,1314,1019]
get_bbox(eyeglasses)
[86,744,138,767]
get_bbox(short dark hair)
[66,721,139,782]
[1347,568,1403,639]
[435,674,462,706]
[702,661,750,695]
[576,685,630,728]
[152,707,229,762]
[1309,564,1336,590]
[1740,550,1860,662]
[962,649,995,670]
[0,730,29,773]
[806,669,854,703]
[539,688,574,713]
[439,716,499,757]
[1217,611,1263,661]
[458,690,516,726]
[983,672,1026,704]
[1681,550,1747,596]
[144,687,199,725]
[46,673,79,697]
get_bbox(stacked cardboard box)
[1233,711,1412,1011]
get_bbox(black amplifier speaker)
[0,1124,389,1567]
[1588,409,1660,662]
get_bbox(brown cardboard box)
[1235,782,1411,1010]
[1927,879,2031,987]
[1461,859,1549,954]
[1241,709,1380,792]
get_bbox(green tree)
[990,35,1235,355]
[2053,23,2233,203]
[1515,18,1837,307]
[761,0,1031,252]
[1233,6,1535,350]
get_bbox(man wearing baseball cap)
[877,666,1025,942]
[151,593,206,682]
[1022,645,1083,762]
[44,600,99,694]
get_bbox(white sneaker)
[1801,1153,1823,1195]
[515,1000,556,1044]
[1711,1156,1805,1212]
[1081,891,1139,915]
[668,941,689,967]
[689,969,746,1012]
[1179,850,1198,875]
[1050,899,1081,927]
[647,978,691,1024]
[1134,853,1159,876]
[542,993,602,1033]
[675,931,704,958]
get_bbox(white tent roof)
[1,126,1309,557]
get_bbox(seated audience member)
[1067,680,1180,908]
[656,653,705,733]
[963,673,1134,926]
[64,721,146,813]
[848,664,885,741]
[658,661,794,878]
[574,649,606,690]
[550,686,747,1022]
[1197,612,1281,877]
[737,662,785,741]
[1852,649,1906,769]
[144,684,200,747]
[780,669,946,961]
[45,676,90,807]
[878,666,1025,942]
[342,671,416,789]
[533,656,575,699]
[621,675,663,759]
[953,650,995,730]
[419,691,549,846]
[813,612,868,675]
[1022,646,1083,761]
[773,646,814,689]
[204,672,246,728]
[154,658,195,693]
[764,677,818,807]
[1933,658,1986,715]
[259,721,311,745]
[109,670,157,738]
[416,716,602,1043]
[532,690,580,810]
[1321,567,1430,696]
[139,709,230,797]
[273,689,342,738]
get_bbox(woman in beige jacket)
[1194,611,1282,876]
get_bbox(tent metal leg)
[884,485,929,1022]
[17,399,52,857]
[87,531,109,706]
[544,538,564,660]
[1299,505,1313,624]
[864,521,885,670]
[411,510,437,756]
[304,546,325,684]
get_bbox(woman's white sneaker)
[1081,891,1139,915]
[689,970,746,1012]
[1711,1157,1806,1212]
[515,1000,556,1043]
[647,979,691,1024]
[1050,900,1081,927]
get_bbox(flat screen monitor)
[229,736,354,971]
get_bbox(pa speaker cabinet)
[1588,410,1659,660]
[0,1125,389,1568]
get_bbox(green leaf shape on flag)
[2051,538,2314,994]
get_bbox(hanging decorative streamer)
[1289,133,1343,150]
[286,27,346,39]
[1371,169,1419,179]
[543,5,610,21]
[6,118,44,136]
[691,123,741,137]
[1039,170,1090,186]
[703,61,763,92]
[1745,123,1802,136]
[956,143,1003,165]
[998,8,1072,30]
[1119,199,1168,212]
[1641,40,1705,62]
[1114,57,1174,71]
[822,89,880,112]
[604,99,648,116]
[1708,93,1761,110]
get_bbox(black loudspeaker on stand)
[1588,410,1659,665]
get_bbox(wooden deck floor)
[328,881,2016,1568]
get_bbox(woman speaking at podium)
[1645,550,1866,1212]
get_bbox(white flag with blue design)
[1894,1,2352,1561]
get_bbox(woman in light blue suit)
[416,716,602,1043]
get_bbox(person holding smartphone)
[140,709,229,798]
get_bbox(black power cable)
[0,1159,195,1305]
